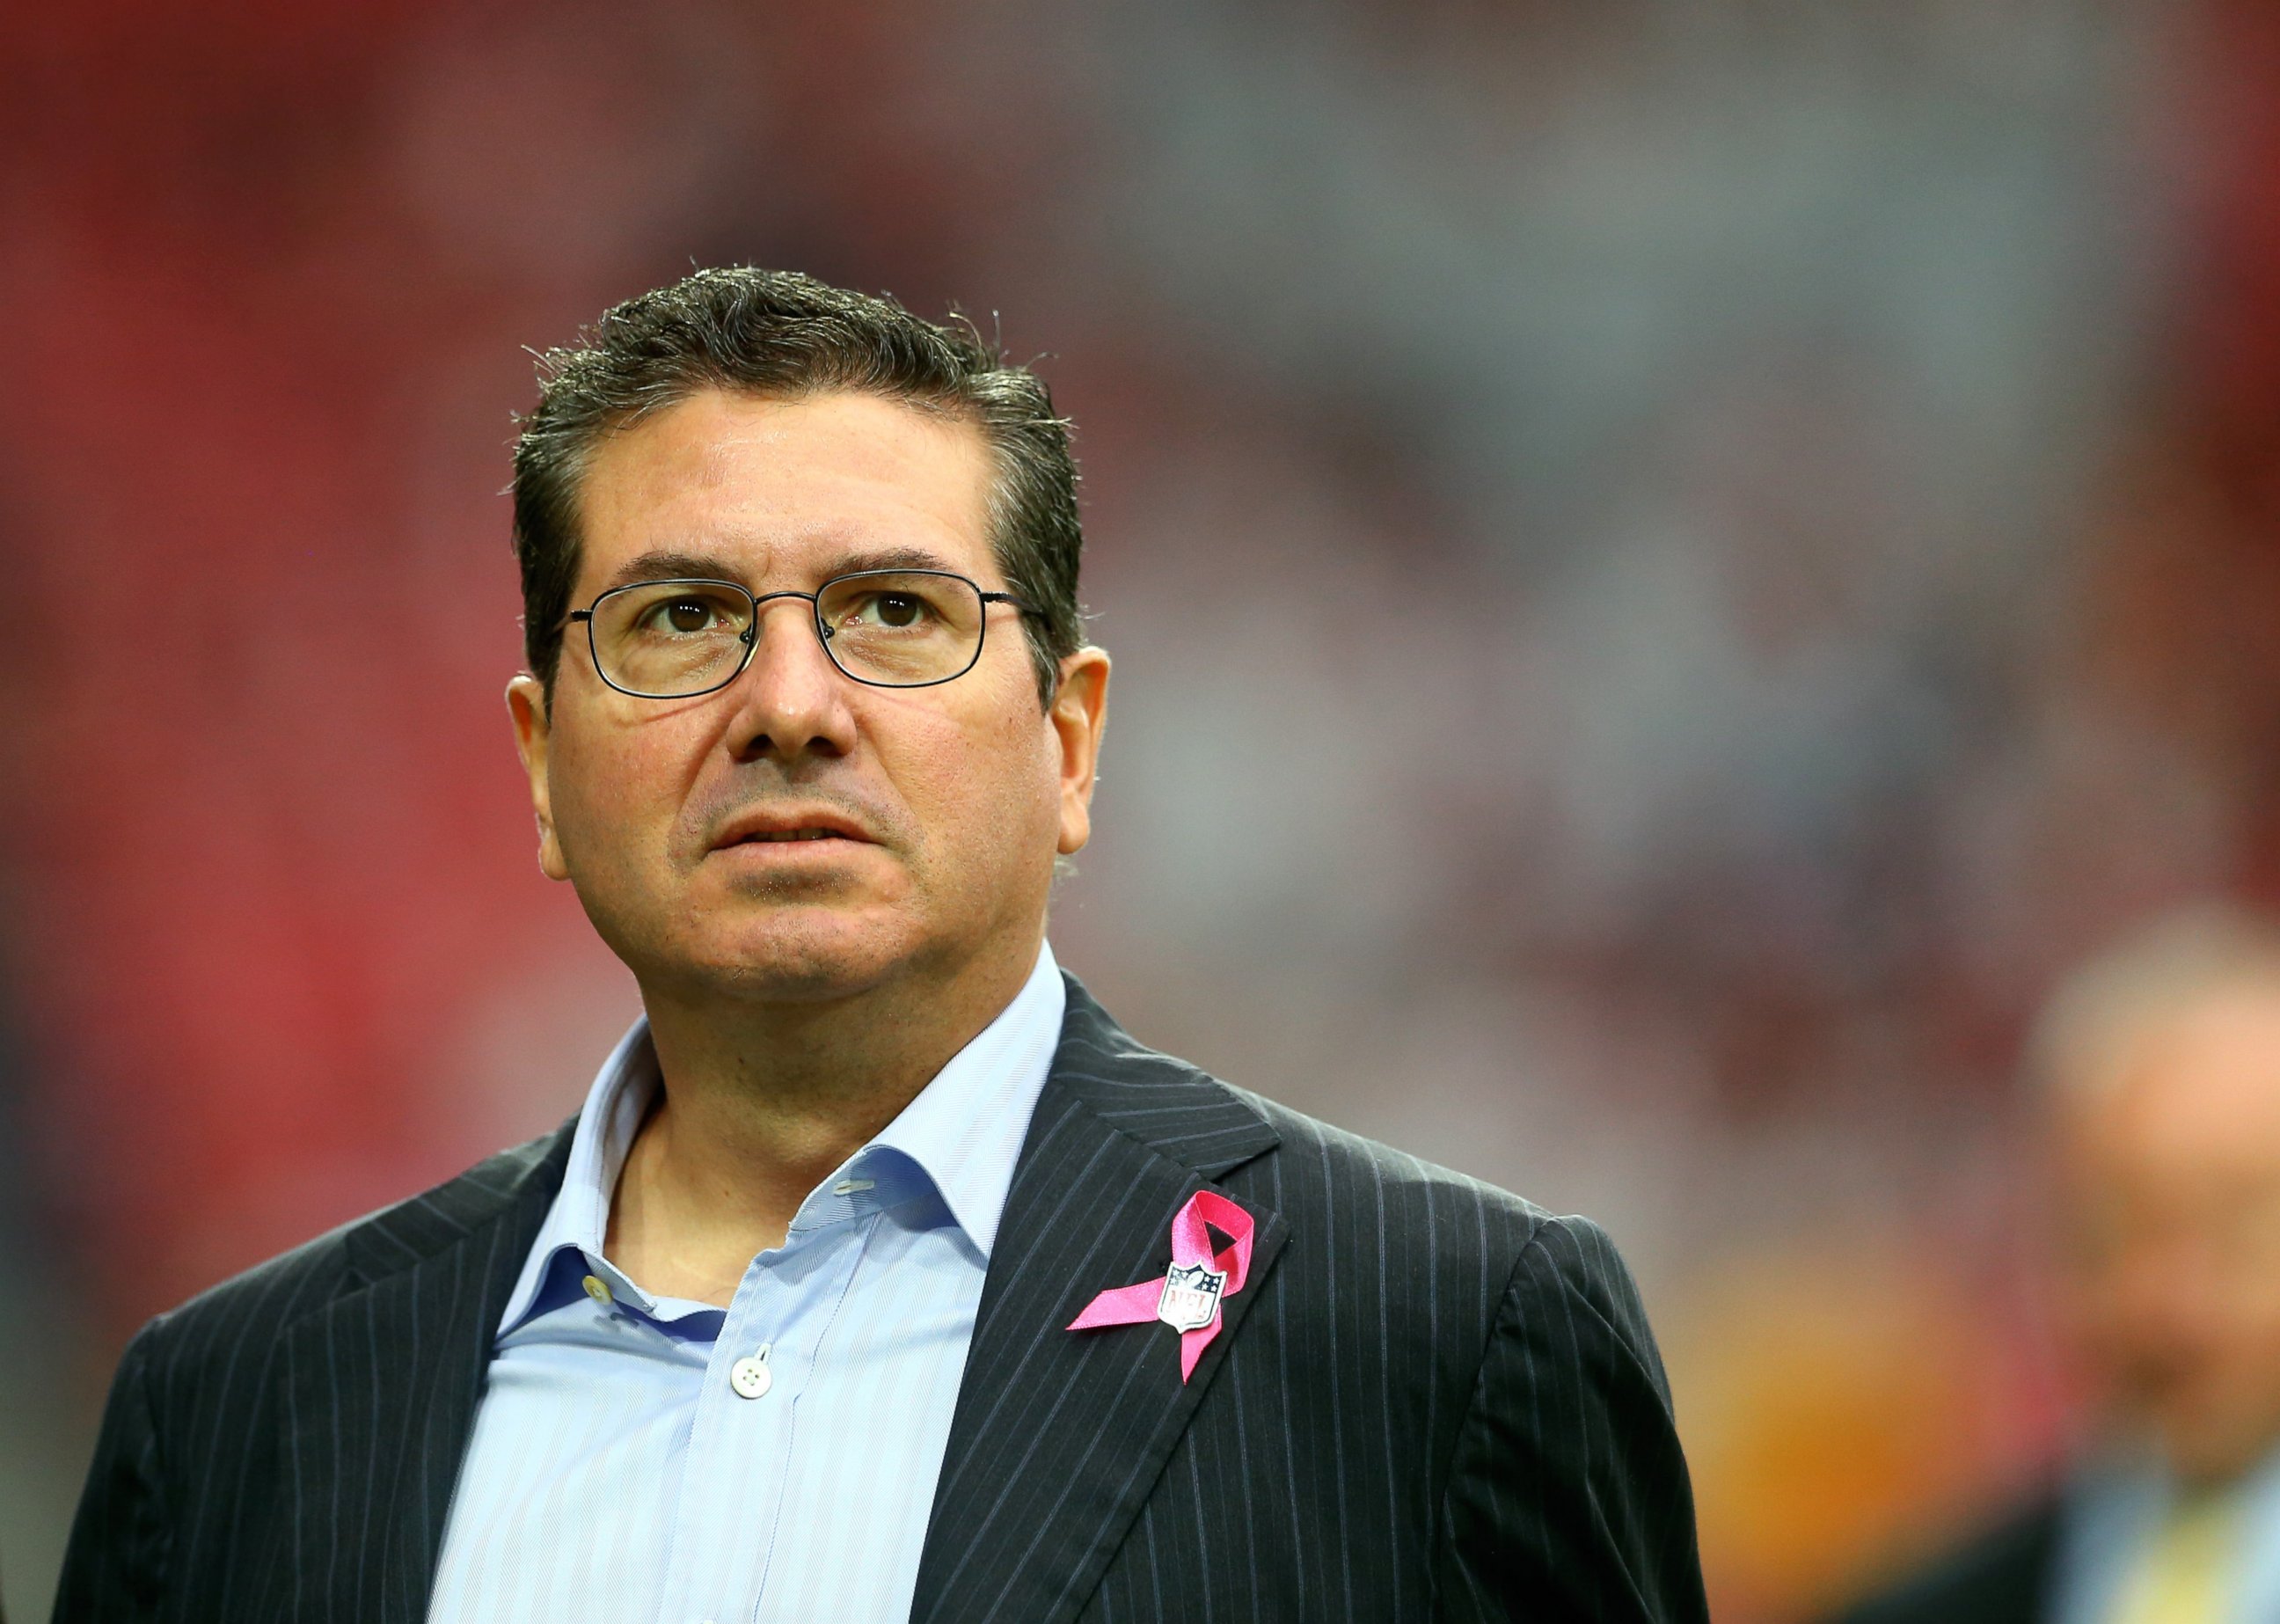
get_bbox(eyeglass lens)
[588,573,989,696]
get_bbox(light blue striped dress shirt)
[428,944,1066,1624]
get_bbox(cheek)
[2225,1282,2280,1356]
[976,699,1063,830]
[551,711,705,855]
[883,704,1058,872]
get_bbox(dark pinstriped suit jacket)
[56,976,1707,1622]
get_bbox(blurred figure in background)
[1840,906,2280,1624]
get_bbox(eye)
[836,589,941,631]
[869,592,927,628]
[643,596,727,635]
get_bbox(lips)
[708,808,877,852]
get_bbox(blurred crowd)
[4,2,2279,1619]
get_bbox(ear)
[1049,647,1112,856]
[507,674,571,881]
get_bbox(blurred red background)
[3,3,2277,1618]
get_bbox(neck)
[605,931,1042,1305]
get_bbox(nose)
[720,593,858,764]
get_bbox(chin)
[2159,1408,2280,1487]
[580,860,939,1003]
[680,908,933,1003]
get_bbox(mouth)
[707,809,879,853]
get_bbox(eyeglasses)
[568,570,1039,699]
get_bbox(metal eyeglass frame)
[566,568,1041,698]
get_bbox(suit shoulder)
[1221,1086,1674,1390]
[1225,1085,1559,1276]
[1829,1496,2061,1624]
[1051,984,1629,1302]
[1239,1083,1551,1224]
[135,1125,569,1377]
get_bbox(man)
[1838,907,2280,1624]
[55,268,1706,1622]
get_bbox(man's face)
[508,388,1107,1006]
[2052,983,2280,1483]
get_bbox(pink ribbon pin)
[1068,1189,1255,1382]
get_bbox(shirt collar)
[494,941,1064,1338]
[865,940,1064,1259]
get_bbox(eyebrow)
[604,550,738,589]
[601,543,967,591]
[832,544,963,577]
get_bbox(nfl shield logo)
[1157,1262,1227,1333]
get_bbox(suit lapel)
[912,978,1287,1624]
[275,1123,573,1622]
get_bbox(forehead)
[572,387,997,595]
[2063,983,2280,1192]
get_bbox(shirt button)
[581,1274,613,1306]
[730,1353,772,1399]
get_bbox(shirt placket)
[654,1212,871,1624]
